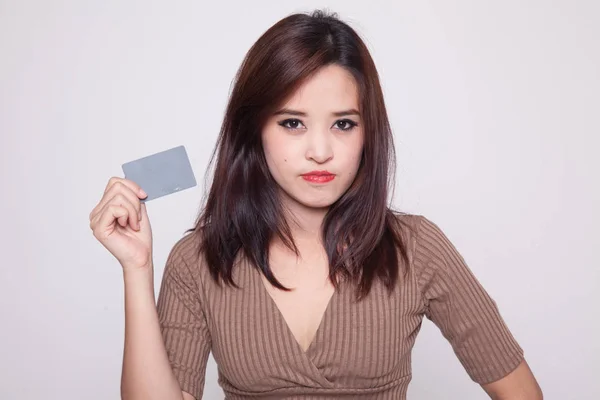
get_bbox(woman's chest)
[202,269,426,393]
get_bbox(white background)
[1,1,598,399]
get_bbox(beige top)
[156,214,524,399]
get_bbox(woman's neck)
[275,198,329,258]
[286,202,326,237]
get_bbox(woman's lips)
[301,171,335,183]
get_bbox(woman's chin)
[294,196,338,211]
[279,189,342,212]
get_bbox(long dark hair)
[189,10,412,300]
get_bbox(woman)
[89,10,542,400]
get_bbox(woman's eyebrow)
[273,108,361,117]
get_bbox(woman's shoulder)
[388,210,427,241]
[164,229,209,279]
[396,212,474,281]
[388,211,458,272]
[390,210,422,227]
[169,229,201,258]
[389,210,445,241]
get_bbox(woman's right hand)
[89,177,153,271]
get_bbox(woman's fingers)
[91,204,128,239]
[91,193,140,232]
[104,176,146,198]
[91,178,146,223]
[89,176,153,271]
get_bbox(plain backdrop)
[1,1,598,399]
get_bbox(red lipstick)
[301,170,335,183]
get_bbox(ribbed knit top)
[156,213,524,399]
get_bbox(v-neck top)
[156,214,524,399]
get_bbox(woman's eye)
[278,119,304,130]
[335,119,358,131]
[277,118,358,131]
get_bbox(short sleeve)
[414,216,524,384]
[156,238,211,399]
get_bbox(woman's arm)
[89,177,204,399]
[482,359,543,400]
[121,267,188,400]
[412,216,542,396]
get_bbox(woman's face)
[262,64,364,211]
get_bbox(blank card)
[122,145,197,202]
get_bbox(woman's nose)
[305,130,333,164]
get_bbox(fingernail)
[138,210,142,221]
[139,188,147,197]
